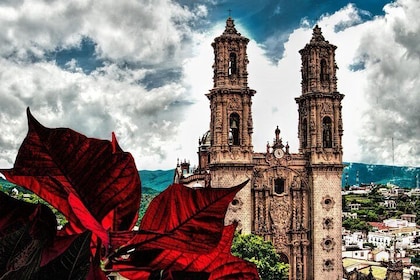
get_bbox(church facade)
[174,17,344,280]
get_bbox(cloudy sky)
[0,0,418,171]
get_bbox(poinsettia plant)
[0,108,259,280]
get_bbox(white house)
[343,212,358,219]
[348,203,362,211]
[384,218,416,228]
[371,249,390,262]
[367,232,393,249]
[342,246,371,261]
[343,231,365,248]
[382,199,397,209]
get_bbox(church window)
[302,118,308,148]
[229,113,240,145]
[274,178,285,194]
[228,53,238,76]
[322,116,333,148]
[279,253,289,264]
[320,59,329,81]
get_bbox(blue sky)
[0,0,418,170]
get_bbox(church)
[174,17,344,280]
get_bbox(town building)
[342,247,371,261]
[174,18,344,280]
[342,231,365,248]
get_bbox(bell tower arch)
[295,26,344,280]
[206,17,255,233]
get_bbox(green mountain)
[0,170,174,194]
[138,164,419,191]
[1,164,418,194]
[139,163,419,191]
[139,169,174,192]
[343,162,419,188]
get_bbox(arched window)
[302,118,308,148]
[228,53,237,76]
[274,178,285,194]
[323,116,333,148]
[229,113,240,145]
[320,59,328,81]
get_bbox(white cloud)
[0,0,201,66]
[0,56,193,170]
[0,0,204,170]
[244,0,420,167]
[314,0,420,166]
[353,0,420,166]
[247,6,368,159]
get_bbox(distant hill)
[0,170,174,194]
[139,163,419,192]
[343,162,419,188]
[1,164,418,194]
[138,163,419,191]
[142,186,161,195]
[0,178,15,189]
[139,169,174,192]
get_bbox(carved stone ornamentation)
[270,195,291,253]
[229,197,243,213]
[228,96,241,111]
[321,195,335,211]
[322,217,334,230]
[321,103,333,115]
[321,236,335,252]
[322,150,333,161]
[301,105,307,117]
[323,259,335,271]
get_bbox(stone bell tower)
[295,26,344,279]
[206,17,255,233]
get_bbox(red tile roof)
[368,222,389,231]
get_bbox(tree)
[342,217,372,233]
[231,232,289,280]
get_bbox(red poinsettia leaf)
[38,231,92,280]
[207,257,260,280]
[123,181,247,255]
[115,224,259,280]
[167,223,259,280]
[146,224,238,272]
[68,193,109,246]
[40,234,79,267]
[117,270,151,280]
[109,230,136,252]
[0,108,141,234]
[112,132,123,153]
[168,271,210,280]
[0,191,85,270]
[1,238,43,279]
[86,264,109,280]
[0,191,57,245]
